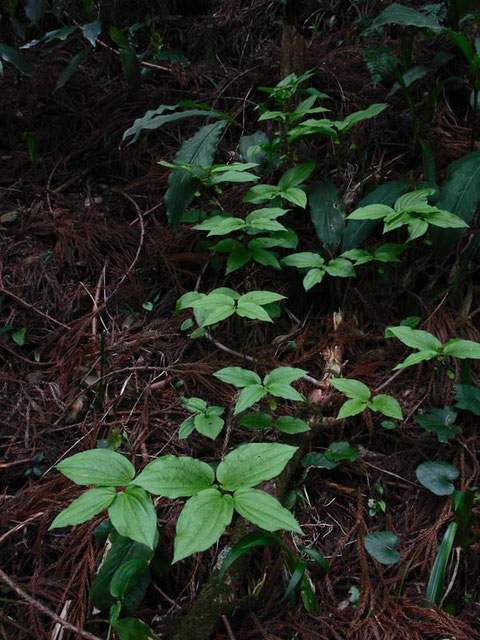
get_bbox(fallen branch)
[0,568,104,640]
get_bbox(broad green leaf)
[176,291,203,311]
[236,301,272,322]
[173,489,234,563]
[276,416,310,434]
[278,163,315,190]
[443,338,480,359]
[324,258,355,278]
[49,487,117,529]
[194,413,224,439]
[55,49,89,91]
[426,210,468,229]
[340,249,372,265]
[308,180,345,247]
[263,367,307,386]
[455,384,480,415]
[213,367,261,387]
[282,252,324,268]
[243,184,280,204]
[395,189,436,213]
[267,383,304,401]
[12,327,26,345]
[329,378,370,401]
[370,394,403,420]
[200,305,235,326]
[369,3,441,29]
[108,486,157,549]
[336,103,388,132]
[165,121,227,232]
[433,151,480,253]
[191,293,235,309]
[347,204,393,220]
[182,397,208,413]
[233,487,303,533]
[110,558,148,598]
[237,412,273,429]
[114,618,157,640]
[81,20,102,46]
[303,268,324,290]
[416,407,460,443]
[281,187,307,208]
[325,441,357,462]
[56,449,135,486]
[337,398,366,419]
[234,384,266,414]
[0,43,33,76]
[301,452,337,470]
[388,66,427,97]
[342,180,411,250]
[178,415,195,439]
[416,461,459,496]
[226,247,251,274]
[393,350,438,369]
[385,326,441,351]
[252,248,281,269]
[238,291,286,305]
[364,531,400,565]
[90,530,155,610]
[133,455,214,497]
[374,243,407,262]
[217,443,297,491]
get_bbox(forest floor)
[1,2,480,639]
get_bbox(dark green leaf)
[110,558,148,598]
[455,384,480,415]
[119,49,141,90]
[81,21,101,47]
[415,407,460,443]
[364,531,400,564]
[55,49,89,91]
[308,180,345,247]
[0,43,33,76]
[165,121,227,232]
[416,461,459,495]
[433,151,480,253]
[218,530,283,584]
[425,522,458,605]
[49,487,117,529]
[114,618,157,640]
[369,3,442,29]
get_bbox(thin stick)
[0,568,104,640]
[0,287,70,330]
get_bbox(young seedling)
[243,163,316,209]
[158,161,260,190]
[340,243,407,266]
[385,325,480,369]
[179,397,225,440]
[347,189,468,241]
[282,252,355,290]
[238,412,310,434]
[302,441,358,470]
[329,378,403,420]
[177,288,286,327]
[213,366,307,414]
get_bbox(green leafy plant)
[177,288,285,328]
[329,378,403,420]
[50,443,303,565]
[341,243,407,266]
[455,383,480,415]
[132,443,302,562]
[213,366,306,415]
[282,253,355,290]
[347,189,468,242]
[368,484,386,517]
[302,441,358,470]
[385,325,480,368]
[415,407,460,443]
[243,163,315,209]
[178,397,225,440]
[238,412,310,434]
